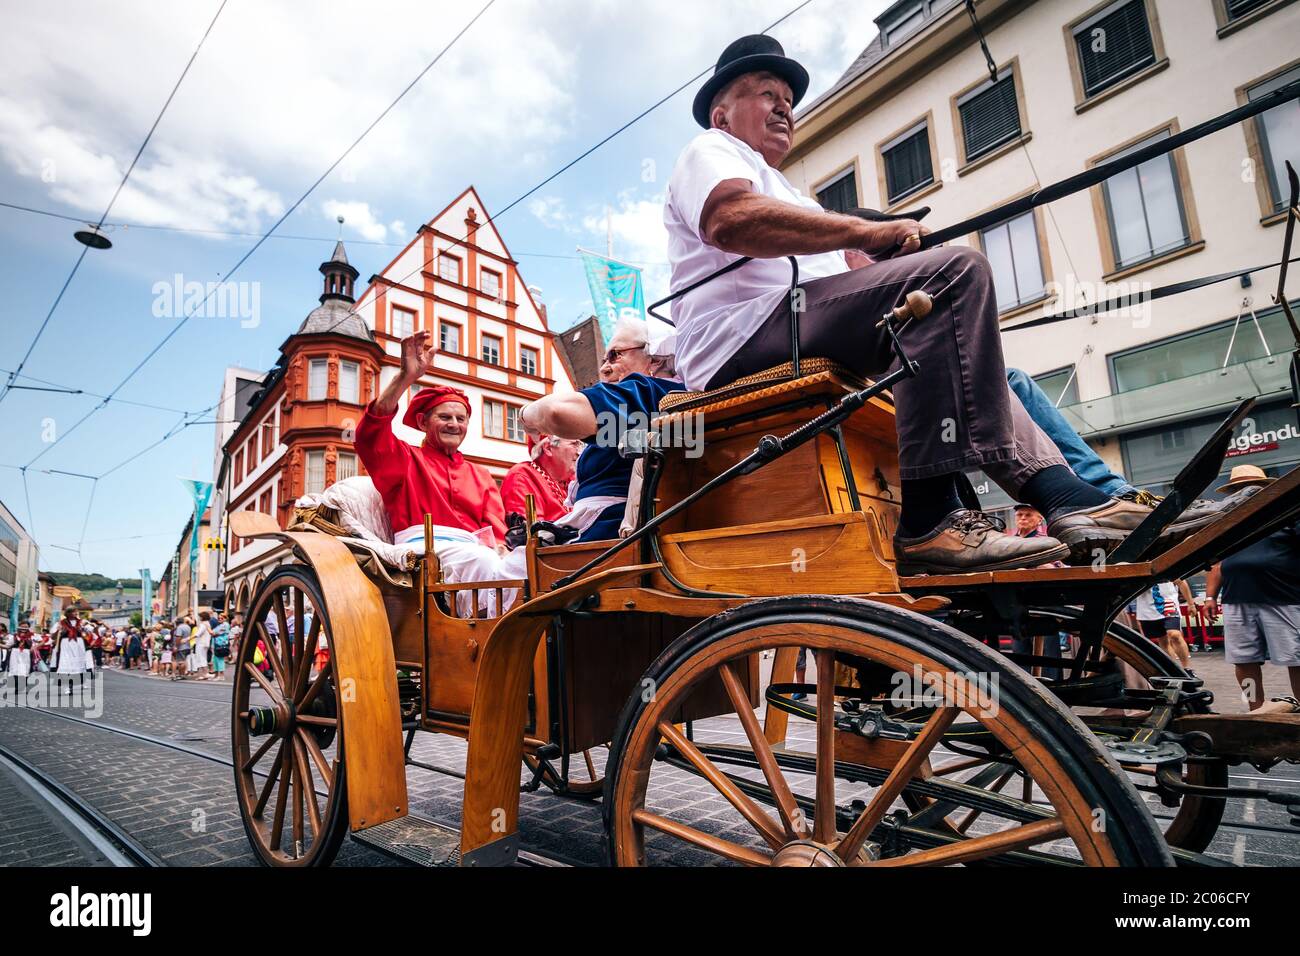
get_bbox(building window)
[980,211,1046,312]
[391,306,415,339]
[884,8,925,46]
[247,437,258,472]
[438,254,461,284]
[520,346,539,376]
[483,400,504,439]
[1246,66,1300,215]
[1100,129,1190,271]
[409,383,425,403]
[258,489,272,515]
[336,453,358,482]
[480,268,501,299]
[880,121,934,204]
[1224,0,1276,22]
[506,405,525,443]
[957,67,1022,162]
[234,449,244,485]
[816,168,858,214]
[481,334,502,366]
[1033,367,1081,408]
[305,451,326,494]
[308,359,329,401]
[260,420,274,458]
[339,360,360,404]
[1072,0,1157,100]
[440,322,461,354]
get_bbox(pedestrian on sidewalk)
[193,612,213,680]
[1204,466,1300,710]
[1135,579,1193,670]
[173,617,192,680]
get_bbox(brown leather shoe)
[895,510,1070,576]
[1050,488,1261,562]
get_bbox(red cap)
[403,385,472,430]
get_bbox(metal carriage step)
[351,814,462,867]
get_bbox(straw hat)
[1215,464,1273,494]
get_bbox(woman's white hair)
[611,317,678,380]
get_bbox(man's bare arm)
[521,393,597,441]
[701,180,926,260]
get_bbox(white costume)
[54,635,89,674]
[5,638,31,678]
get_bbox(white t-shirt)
[1135,581,1181,621]
[663,129,849,391]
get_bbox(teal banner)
[180,478,214,571]
[139,568,153,624]
[581,251,645,342]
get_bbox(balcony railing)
[1057,352,1293,437]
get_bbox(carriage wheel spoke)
[631,808,773,866]
[298,659,333,712]
[293,737,321,837]
[270,593,292,688]
[873,817,1068,867]
[294,615,322,704]
[297,727,334,789]
[954,766,1017,834]
[269,742,292,851]
[290,743,305,852]
[933,756,989,776]
[253,744,285,816]
[583,749,597,782]
[244,659,284,707]
[719,661,808,839]
[296,714,337,728]
[814,649,838,843]
[243,734,277,774]
[837,705,958,862]
[657,721,784,850]
[293,587,306,672]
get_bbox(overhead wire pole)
[21,0,498,472]
[0,0,230,406]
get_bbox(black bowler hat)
[692,34,810,129]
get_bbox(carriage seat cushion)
[293,477,418,575]
[655,357,875,415]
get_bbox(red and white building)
[352,185,575,477]
[217,188,575,613]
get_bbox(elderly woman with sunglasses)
[518,318,681,543]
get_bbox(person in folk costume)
[500,432,582,524]
[5,623,35,685]
[0,624,8,670]
[355,332,513,616]
[53,611,91,694]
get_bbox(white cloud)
[529,195,575,232]
[322,199,391,241]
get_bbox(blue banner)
[581,251,645,342]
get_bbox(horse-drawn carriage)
[226,270,1300,867]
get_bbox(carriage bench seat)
[655,357,887,417]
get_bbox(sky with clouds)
[0,0,890,580]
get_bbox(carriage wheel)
[232,566,349,867]
[1041,609,1228,854]
[604,597,1171,867]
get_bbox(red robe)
[355,403,506,538]
[500,462,569,522]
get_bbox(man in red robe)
[500,433,580,522]
[356,331,506,545]
[356,331,512,613]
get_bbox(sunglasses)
[602,345,645,365]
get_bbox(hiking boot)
[895,510,1070,576]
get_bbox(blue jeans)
[1006,368,1135,498]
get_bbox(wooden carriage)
[227,326,1300,867]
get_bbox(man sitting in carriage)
[657,35,1241,575]
[499,431,582,523]
[355,330,509,590]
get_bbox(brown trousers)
[705,246,1066,496]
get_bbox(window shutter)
[1075,0,1156,97]
[960,75,1021,160]
[1226,0,1271,19]
[816,171,857,214]
[883,128,933,202]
